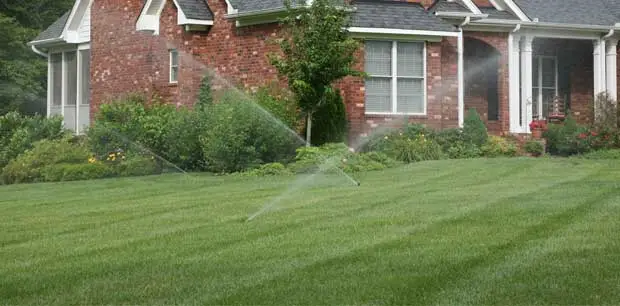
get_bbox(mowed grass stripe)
[0,158,619,305]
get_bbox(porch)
[463,32,618,134]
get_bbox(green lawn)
[1,157,620,305]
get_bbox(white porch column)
[606,39,618,102]
[520,36,533,133]
[457,29,465,128]
[593,39,604,97]
[61,52,66,120]
[508,34,521,133]
[46,55,52,117]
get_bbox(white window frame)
[169,49,179,84]
[532,55,558,119]
[364,40,427,116]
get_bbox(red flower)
[578,133,587,139]
[529,120,547,130]
[591,131,598,136]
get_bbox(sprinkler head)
[356,181,361,186]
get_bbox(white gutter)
[473,18,620,32]
[434,12,488,19]
[31,45,48,58]
[225,5,355,19]
[457,16,470,128]
[27,37,65,46]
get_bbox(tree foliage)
[269,0,363,145]
[0,0,74,115]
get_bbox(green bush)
[305,88,348,146]
[543,114,591,156]
[1,137,90,184]
[0,111,65,169]
[116,155,161,177]
[481,136,518,157]
[341,151,401,173]
[200,92,302,173]
[463,108,488,146]
[240,162,293,176]
[41,162,115,182]
[577,149,620,160]
[288,142,351,173]
[196,73,214,110]
[254,83,300,131]
[87,94,207,171]
[387,135,444,163]
[524,140,545,156]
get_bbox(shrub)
[524,140,545,156]
[288,142,351,173]
[160,107,206,171]
[341,151,401,173]
[196,73,214,110]
[305,88,348,146]
[0,111,65,169]
[240,162,293,176]
[591,92,618,131]
[200,92,302,173]
[1,137,90,184]
[41,162,115,182]
[387,134,444,163]
[481,136,518,157]
[463,108,488,146]
[116,155,161,177]
[543,114,591,156]
[577,149,620,160]
[254,83,300,131]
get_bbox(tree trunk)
[305,111,312,147]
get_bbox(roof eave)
[225,5,355,19]
[27,37,65,47]
[434,12,489,19]
[472,19,619,32]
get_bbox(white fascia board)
[472,18,616,32]
[488,0,506,11]
[503,0,530,21]
[136,0,164,34]
[348,27,459,37]
[224,0,238,14]
[460,0,482,14]
[434,12,488,18]
[61,0,82,37]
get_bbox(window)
[79,49,91,105]
[51,53,62,107]
[65,51,77,106]
[532,56,557,119]
[364,40,425,114]
[169,49,179,83]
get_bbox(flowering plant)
[529,119,547,130]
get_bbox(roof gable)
[31,10,71,43]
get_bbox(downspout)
[31,45,49,58]
[457,16,470,128]
[603,28,614,39]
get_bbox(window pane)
[51,53,62,106]
[542,58,555,87]
[171,67,178,82]
[397,42,423,77]
[397,78,424,113]
[170,49,178,66]
[80,49,90,105]
[365,77,392,113]
[65,51,77,105]
[365,41,392,76]
[532,87,540,119]
[532,57,539,86]
[542,88,555,118]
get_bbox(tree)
[269,0,363,146]
[196,73,213,110]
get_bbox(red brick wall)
[91,0,285,118]
[91,0,458,145]
[463,32,509,134]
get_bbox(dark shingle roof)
[237,0,344,14]
[177,0,213,20]
[479,6,518,20]
[31,10,70,43]
[431,0,470,13]
[513,0,619,26]
[352,0,457,32]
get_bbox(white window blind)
[365,40,425,114]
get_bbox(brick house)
[28,0,620,145]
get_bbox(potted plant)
[524,139,545,157]
[529,119,547,139]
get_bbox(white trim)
[364,40,427,116]
[76,50,82,133]
[502,0,530,21]
[78,43,90,50]
[457,29,464,127]
[171,0,214,26]
[47,55,52,117]
[348,27,459,37]
[459,0,483,15]
[606,39,618,102]
[136,0,166,35]
[169,49,179,84]
[63,0,93,44]
[434,12,488,18]
[488,0,506,11]
[520,36,533,133]
[508,33,521,133]
[61,52,67,121]
[224,0,238,14]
